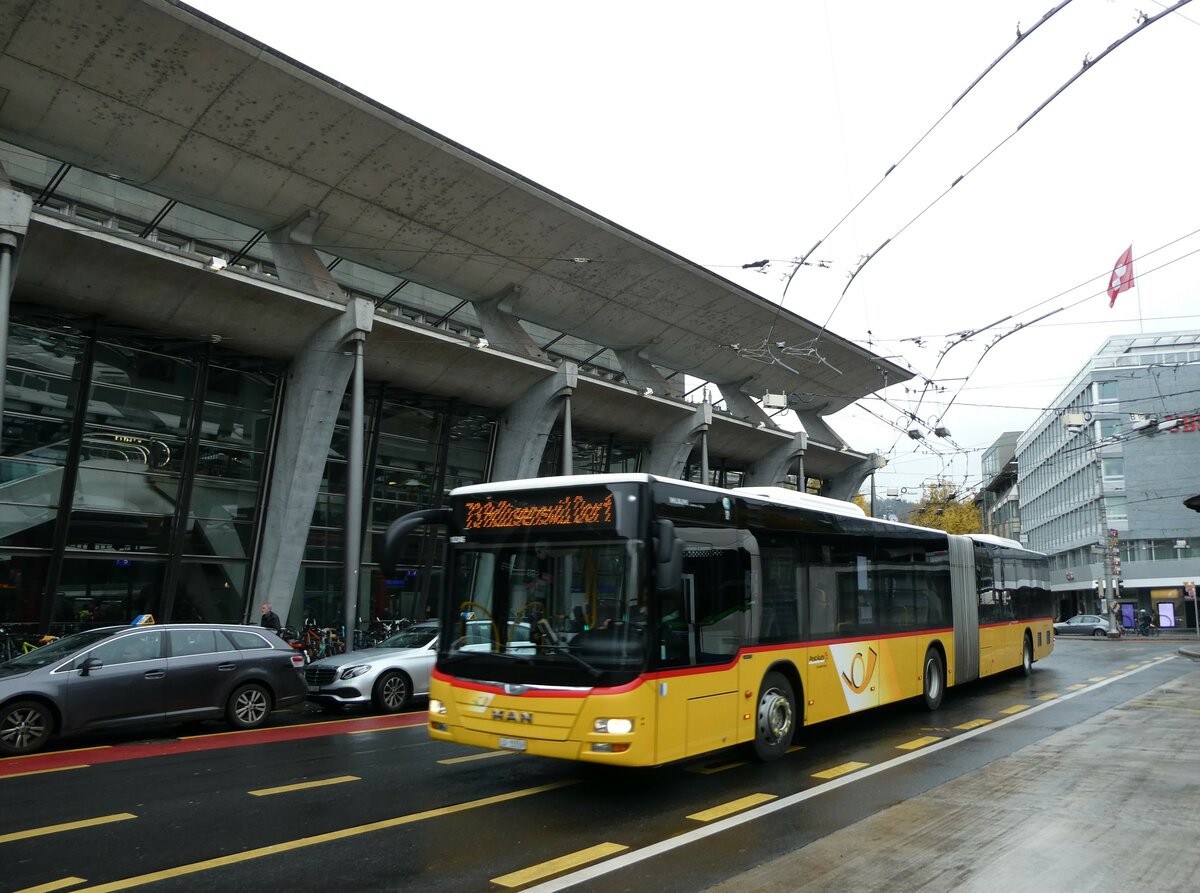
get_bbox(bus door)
[804,545,880,723]
[655,527,753,761]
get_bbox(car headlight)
[593,718,634,735]
[339,665,371,679]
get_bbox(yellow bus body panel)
[429,622,1051,767]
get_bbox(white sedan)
[304,622,438,713]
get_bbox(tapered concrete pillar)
[743,429,809,488]
[644,402,712,479]
[823,453,887,502]
[491,363,578,481]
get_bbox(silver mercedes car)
[304,622,439,713]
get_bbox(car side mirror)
[78,657,103,677]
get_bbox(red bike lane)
[0,711,427,777]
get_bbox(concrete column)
[717,383,776,427]
[264,210,342,302]
[253,296,374,625]
[614,348,679,397]
[644,402,712,479]
[823,453,887,502]
[743,430,810,488]
[0,171,34,436]
[491,363,578,481]
[470,284,548,361]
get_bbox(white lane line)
[520,656,1179,893]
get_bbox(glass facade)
[1,316,280,634]
[291,393,498,632]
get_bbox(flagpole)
[1133,242,1144,333]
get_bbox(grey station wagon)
[0,624,307,755]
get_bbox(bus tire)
[1020,634,1034,677]
[921,649,944,711]
[752,671,796,762]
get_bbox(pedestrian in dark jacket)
[260,602,282,632]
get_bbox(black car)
[0,623,307,755]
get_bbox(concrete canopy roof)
[0,0,910,417]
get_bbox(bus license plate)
[498,737,527,752]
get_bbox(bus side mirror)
[655,519,683,592]
[381,508,452,576]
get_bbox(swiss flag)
[1108,245,1134,307]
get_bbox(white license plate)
[498,737,527,752]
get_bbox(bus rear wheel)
[1020,634,1034,676]
[752,671,796,762]
[921,649,944,711]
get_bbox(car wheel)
[1021,634,1034,677]
[0,700,53,755]
[751,671,796,762]
[226,683,272,730]
[1093,628,1106,638]
[922,648,945,710]
[372,670,411,713]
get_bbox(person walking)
[260,602,282,633]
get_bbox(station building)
[1016,332,1200,629]
[0,0,908,634]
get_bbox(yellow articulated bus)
[383,474,1053,767]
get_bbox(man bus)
[382,474,1052,767]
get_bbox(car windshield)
[441,539,647,684]
[378,626,438,649]
[0,627,120,672]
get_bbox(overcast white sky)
[189,0,1200,500]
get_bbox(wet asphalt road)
[1,638,1191,893]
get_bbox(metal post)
[343,336,365,652]
[561,393,572,475]
[700,429,709,485]
[0,241,14,433]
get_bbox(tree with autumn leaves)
[907,481,982,534]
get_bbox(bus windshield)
[441,538,648,685]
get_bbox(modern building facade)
[0,1,910,636]
[1015,332,1200,628]
[977,432,1021,541]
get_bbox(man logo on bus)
[841,647,879,695]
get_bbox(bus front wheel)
[752,671,796,762]
[921,649,944,711]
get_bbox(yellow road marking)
[896,736,941,751]
[248,776,359,797]
[181,712,423,740]
[70,782,575,892]
[1000,704,1030,715]
[786,745,805,753]
[13,878,87,893]
[1036,693,1060,701]
[687,760,747,775]
[492,843,628,888]
[1067,683,1087,690]
[1125,664,1140,670]
[0,813,136,845]
[1087,676,1107,682]
[438,750,515,765]
[812,761,868,779]
[1,765,90,780]
[687,793,777,822]
[954,719,991,730]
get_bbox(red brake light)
[290,654,305,668]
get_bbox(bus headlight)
[594,718,633,735]
[429,698,447,715]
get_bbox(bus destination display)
[461,491,615,531]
